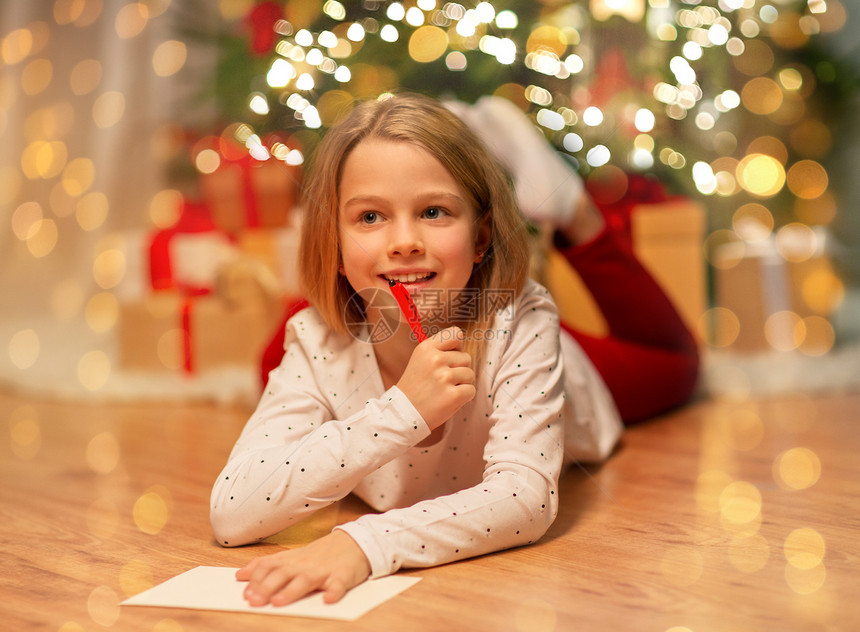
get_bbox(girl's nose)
[388,220,424,256]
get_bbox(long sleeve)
[337,283,567,577]
[210,309,432,546]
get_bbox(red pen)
[388,279,427,342]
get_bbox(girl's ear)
[474,216,492,261]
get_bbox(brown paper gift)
[190,294,283,372]
[118,291,186,372]
[714,232,841,352]
[118,290,283,373]
[714,243,786,351]
[631,198,707,339]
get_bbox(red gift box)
[200,152,301,234]
[148,198,238,294]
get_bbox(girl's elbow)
[513,486,559,545]
[210,512,237,547]
[209,503,258,548]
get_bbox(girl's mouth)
[381,272,436,284]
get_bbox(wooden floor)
[2,386,858,631]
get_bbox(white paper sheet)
[121,566,421,621]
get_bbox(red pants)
[557,227,699,424]
[260,227,699,425]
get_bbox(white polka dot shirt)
[210,280,622,577]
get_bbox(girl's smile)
[338,139,486,326]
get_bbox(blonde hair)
[298,92,530,362]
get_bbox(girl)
[211,92,698,607]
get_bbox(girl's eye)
[423,207,446,220]
[360,211,379,224]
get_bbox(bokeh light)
[783,528,827,595]
[70,58,103,95]
[93,91,126,128]
[773,447,821,490]
[116,2,149,39]
[85,291,119,333]
[784,527,826,569]
[92,247,125,289]
[133,486,172,535]
[152,619,185,632]
[798,315,835,356]
[719,480,762,529]
[9,405,41,460]
[152,40,187,77]
[21,58,53,95]
[12,201,43,240]
[747,136,788,164]
[764,310,804,352]
[86,430,121,475]
[408,26,448,62]
[62,157,96,197]
[9,328,40,370]
[732,203,774,239]
[698,306,740,348]
[786,160,828,199]
[785,560,826,595]
[736,153,785,197]
[77,350,111,391]
[76,191,109,231]
[2,28,34,64]
[54,0,103,27]
[87,585,120,627]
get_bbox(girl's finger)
[235,560,257,580]
[269,573,318,606]
[446,366,475,386]
[322,576,349,604]
[247,563,293,605]
[430,326,465,350]
[445,350,474,368]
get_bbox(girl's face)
[337,139,486,326]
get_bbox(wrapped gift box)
[118,290,283,373]
[631,198,707,339]
[200,157,300,234]
[714,242,786,351]
[543,197,707,340]
[148,199,237,293]
[236,220,302,297]
[714,231,840,351]
[168,232,238,292]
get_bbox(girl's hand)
[397,326,476,429]
[236,531,371,606]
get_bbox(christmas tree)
[197,1,849,228]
